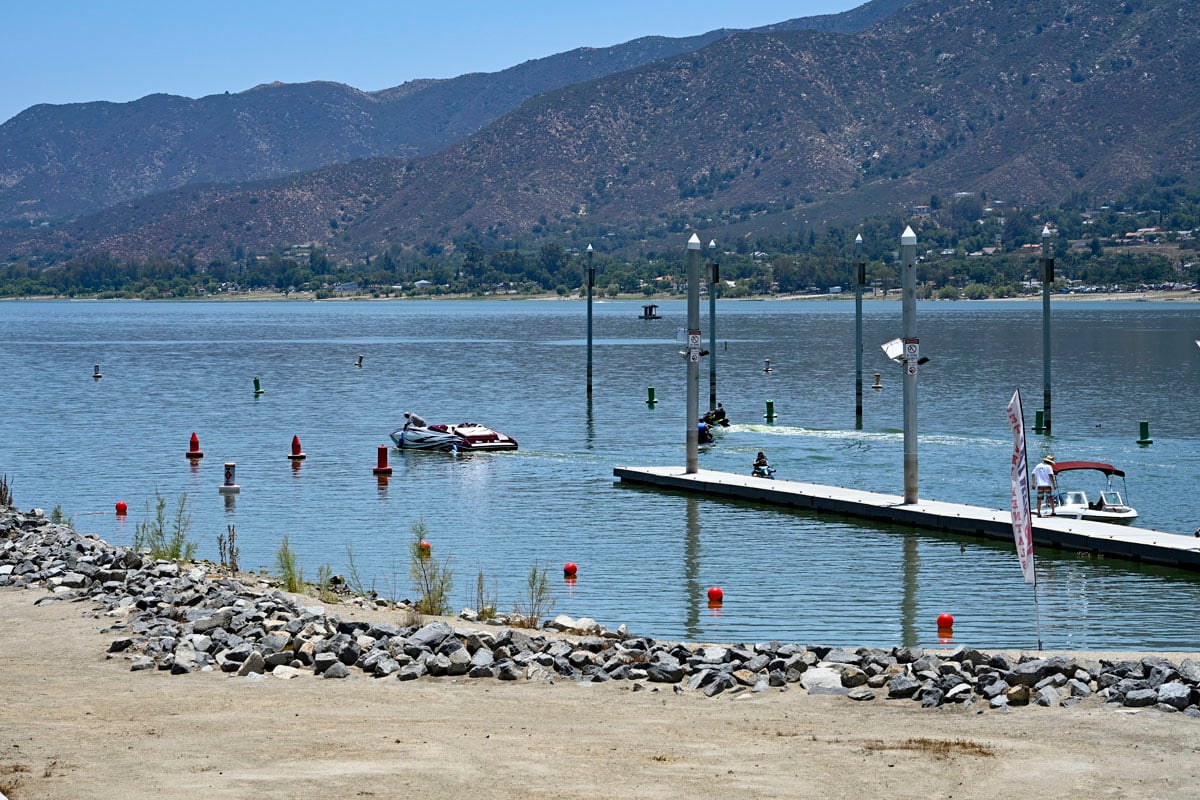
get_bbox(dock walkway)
[614,466,1200,570]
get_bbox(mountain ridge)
[3,0,1197,263]
[0,0,907,226]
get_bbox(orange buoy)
[288,435,306,461]
[114,501,128,515]
[372,444,392,475]
[563,562,578,578]
[417,540,431,558]
[707,586,723,603]
[186,432,204,459]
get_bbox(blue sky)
[2,1,860,124]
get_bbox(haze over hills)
[0,0,908,227]
[3,0,1198,264]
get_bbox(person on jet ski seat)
[403,411,427,429]
[754,452,770,471]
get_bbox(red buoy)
[372,444,392,475]
[937,613,954,629]
[707,586,724,603]
[563,562,578,578]
[186,432,204,459]
[417,540,431,557]
[288,435,306,461]
[114,501,128,515]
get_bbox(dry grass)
[862,737,996,758]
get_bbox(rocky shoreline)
[3,504,1199,715]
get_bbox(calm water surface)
[2,298,1198,650]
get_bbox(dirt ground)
[3,587,1200,800]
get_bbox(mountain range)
[2,0,1197,263]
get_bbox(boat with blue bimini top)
[1041,460,1138,524]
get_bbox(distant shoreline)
[4,289,1199,303]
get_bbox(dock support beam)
[708,239,718,413]
[901,226,918,504]
[1041,226,1054,435]
[685,235,701,474]
[854,234,865,429]
[586,244,594,397]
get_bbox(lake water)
[2,298,1198,650]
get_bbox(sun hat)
[1043,455,1055,463]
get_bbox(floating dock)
[614,466,1200,571]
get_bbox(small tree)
[512,562,555,628]
[409,519,452,615]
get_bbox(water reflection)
[683,497,702,638]
[900,534,920,647]
[584,396,595,450]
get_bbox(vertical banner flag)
[1005,389,1036,584]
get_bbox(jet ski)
[389,421,519,452]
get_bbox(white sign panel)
[688,333,701,348]
[906,362,917,376]
[905,339,919,359]
[689,351,700,362]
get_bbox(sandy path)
[2,587,1199,800]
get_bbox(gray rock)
[1123,688,1159,707]
[130,656,155,671]
[703,673,736,697]
[1005,684,1031,706]
[323,661,350,679]
[193,609,233,634]
[886,674,921,699]
[237,651,266,676]
[446,647,472,676]
[646,662,684,683]
[496,660,522,681]
[822,648,861,665]
[848,687,876,702]
[397,662,427,681]
[108,637,134,653]
[1034,687,1062,707]
[1157,681,1193,711]
[407,621,454,650]
[1008,658,1052,686]
[801,666,844,692]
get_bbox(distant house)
[414,280,432,288]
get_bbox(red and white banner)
[1005,389,1036,584]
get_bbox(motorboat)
[389,421,518,452]
[1041,460,1137,524]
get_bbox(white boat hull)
[389,422,518,452]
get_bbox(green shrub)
[276,534,304,593]
[133,492,197,562]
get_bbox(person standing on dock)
[1033,455,1057,515]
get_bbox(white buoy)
[219,462,241,495]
